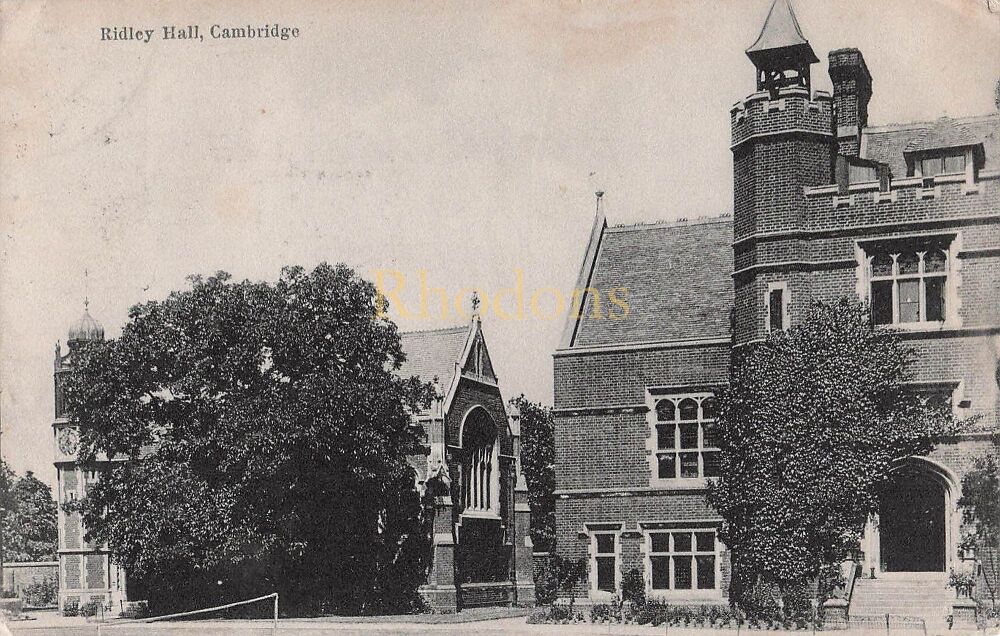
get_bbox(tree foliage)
[509,395,555,553]
[958,454,1000,609]
[64,264,435,615]
[708,299,959,610]
[0,463,58,563]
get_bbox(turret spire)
[746,0,818,96]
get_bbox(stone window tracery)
[461,410,498,515]
[648,393,721,482]
[867,242,950,326]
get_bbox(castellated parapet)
[730,86,832,150]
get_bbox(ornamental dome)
[68,304,105,343]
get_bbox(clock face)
[58,427,79,456]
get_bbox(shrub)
[620,568,645,606]
[533,563,558,606]
[526,604,583,624]
[0,589,17,599]
[62,598,79,617]
[22,577,58,607]
[634,598,667,625]
[780,580,813,620]
[736,581,783,622]
[532,555,586,611]
[589,603,615,623]
[79,598,104,617]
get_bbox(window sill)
[932,173,967,184]
[590,589,619,601]
[461,510,501,521]
[646,589,725,600]
[876,320,956,333]
[648,477,718,491]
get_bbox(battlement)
[803,168,999,207]
[730,85,833,149]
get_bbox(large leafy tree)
[64,264,434,614]
[509,396,555,553]
[1,463,58,563]
[959,454,1000,609]
[708,299,958,614]
[6,471,59,562]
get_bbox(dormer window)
[919,154,965,179]
[903,117,983,185]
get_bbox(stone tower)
[53,302,126,613]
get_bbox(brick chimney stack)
[829,48,872,157]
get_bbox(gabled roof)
[398,319,499,416]
[904,117,980,154]
[746,0,818,65]
[563,215,734,349]
[862,113,999,176]
[398,326,469,394]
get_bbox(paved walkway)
[4,613,996,636]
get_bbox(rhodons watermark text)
[373,269,629,322]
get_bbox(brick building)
[392,316,533,610]
[552,0,999,615]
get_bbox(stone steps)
[850,575,953,623]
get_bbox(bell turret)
[746,0,818,97]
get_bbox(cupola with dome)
[67,300,105,344]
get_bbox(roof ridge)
[866,112,999,135]
[904,115,980,153]
[608,213,733,232]
[400,325,469,336]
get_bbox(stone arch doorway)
[864,457,959,575]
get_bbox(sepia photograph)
[1,0,998,634]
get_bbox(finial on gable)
[471,291,481,318]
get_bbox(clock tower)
[53,301,126,613]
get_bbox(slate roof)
[746,0,818,65]
[571,216,734,348]
[398,326,469,391]
[905,117,981,153]
[863,113,1000,177]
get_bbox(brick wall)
[554,493,725,599]
[2,562,57,596]
[553,343,729,410]
[85,555,105,590]
[63,555,81,589]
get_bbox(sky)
[2,0,999,490]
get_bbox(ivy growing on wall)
[708,299,962,615]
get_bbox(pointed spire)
[747,0,814,56]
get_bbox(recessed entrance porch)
[862,457,959,577]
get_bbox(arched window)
[867,240,951,326]
[650,394,721,481]
[461,409,498,514]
